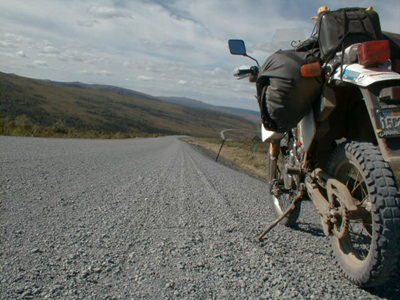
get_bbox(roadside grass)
[185,137,268,178]
[0,126,148,139]
[185,137,400,186]
[0,117,159,139]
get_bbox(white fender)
[261,111,316,150]
[334,63,400,87]
[261,123,284,142]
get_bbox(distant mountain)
[45,80,166,102]
[0,72,258,138]
[159,96,261,123]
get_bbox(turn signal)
[358,40,390,66]
[301,62,322,77]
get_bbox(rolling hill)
[0,72,258,138]
[46,81,261,123]
[158,96,260,123]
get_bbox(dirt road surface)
[1,136,399,299]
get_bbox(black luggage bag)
[256,49,323,133]
[318,7,383,61]
[383,31,400,73]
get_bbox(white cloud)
[137,75,153,81]
[88,6,132,19]
[5,33,25,42]
[77,19,100,27]
[16,50,27,57]
[0,0,399,111]
[43,46,59,54]
[0,41,16,48]
[0,51,13,58]
[31,60,48,67]
[96,70,112,76]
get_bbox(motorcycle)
[229,7,400,287]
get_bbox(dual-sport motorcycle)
[229,7,400,287]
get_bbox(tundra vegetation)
[0,71,257,139]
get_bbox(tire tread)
[328,141,400,287]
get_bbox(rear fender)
[333,63,400,86]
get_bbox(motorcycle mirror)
[229,39,247,55]
[228,39,260,67]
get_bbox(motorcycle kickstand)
[257,189,304,242]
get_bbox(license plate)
[378,109,400,138]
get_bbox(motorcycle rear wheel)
[327,141,400,287]
[266,141,301,227]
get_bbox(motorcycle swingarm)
[305,169,357,237]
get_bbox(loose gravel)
[1,136,399,299]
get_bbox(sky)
[0,0,399,111]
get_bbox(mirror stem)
[246,54,260,67]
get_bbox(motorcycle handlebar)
[234,66,259,77]
[234,69,252,76]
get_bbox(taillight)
[358,40,390,66]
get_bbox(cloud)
[0,51,13,58]
[205,67,229,77]
[88,6,132,19]
[78,69,112,77]
[0,0,399,111]
[96,70,112,76]
[77,19,100,27]
[4,33,25,42]
[16,50,27,57]
[31,60,48,67]
[140,39,195,52]
[43,46,59,54]
[137,75,153,81]
[0,41,16,48]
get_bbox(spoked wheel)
[266,140,301,227]
[327,141,400,287]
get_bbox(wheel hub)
[329,202,349,239]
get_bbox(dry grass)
[186,137,400,187]
[185,137,268,178]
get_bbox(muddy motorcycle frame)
[229,38,400,287]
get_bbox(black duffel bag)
[383,31,400,73]
[256,49,323,133]
[317,7,383,62]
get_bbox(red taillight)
[358,40,390,66]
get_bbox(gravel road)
[1,136,399,299]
